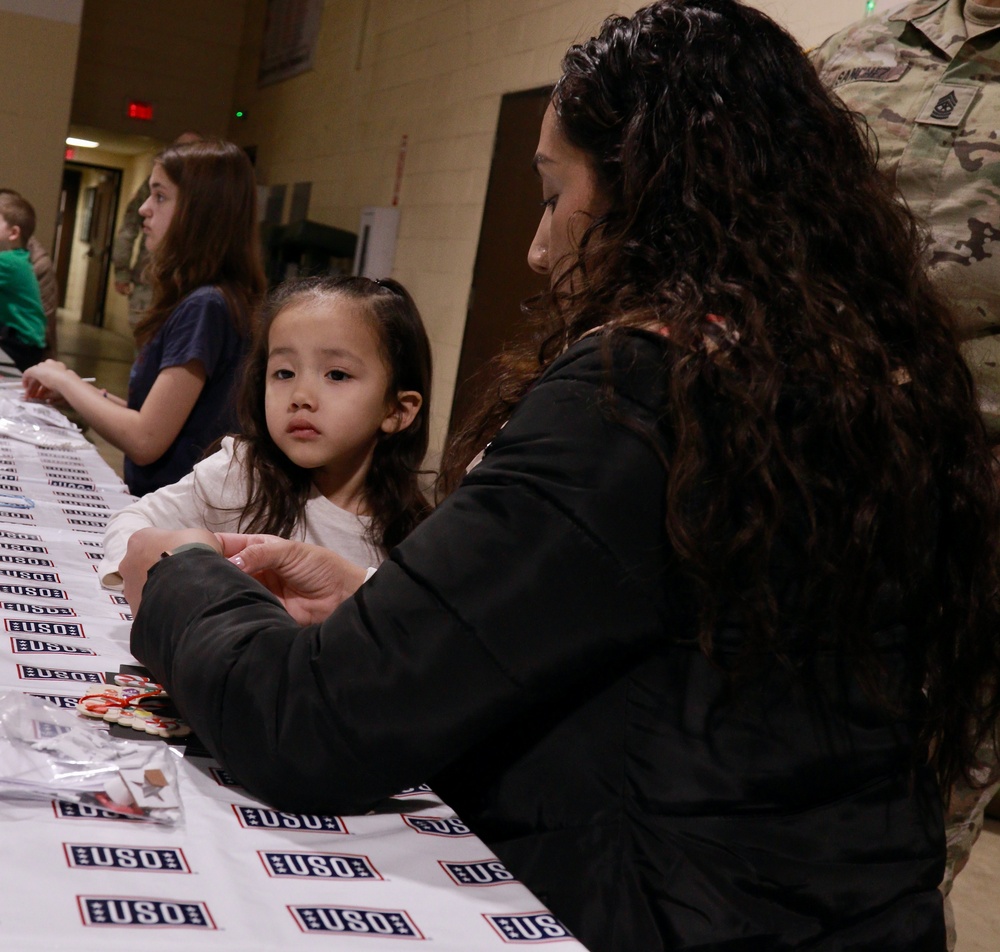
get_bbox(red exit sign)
[127,100,154,121]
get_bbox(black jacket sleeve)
[131,333,676,814]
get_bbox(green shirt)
[812,0,1000,436]
[0,247,46,349]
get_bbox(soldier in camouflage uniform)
[812,1,1000,946]
[111,179,151,330]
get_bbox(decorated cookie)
[76,684,191,738]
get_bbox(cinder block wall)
[0,1,82,249]
[227,0,869,457]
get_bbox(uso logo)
[53,802,140,822]
[0,555,53,567]
[44,464,89,475]
[25,692,79,710]
[6,619,84,637]
[484,912,575,943]
[54,489,107,504]
[11,639,94,656]
[3,603,75,616]
[233,805,347,833]
[65,844,190,873]
[19,666,103,683]
[209,767,241,787]
[0,569,59,583]
[0,541,46,553]
[68,518,106,530]
[402,815,472,837]
[394,784,433,797]
[50,479,97,491]
[0,584,66,599]
[0,528,40,541]
[289,905,423,938]
[440,858,517,887]
[77,896,215,929]
[259,850,381,880]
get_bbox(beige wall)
[0,1,82,252]
[226,0,870,457]
[71,0,250,141]
[0,0,881,443]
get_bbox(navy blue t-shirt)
[124,286,247,496]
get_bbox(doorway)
[449,87,551,435]
[56,162,122,327]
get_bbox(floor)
[951,820,1000,951]
[48,316,1000,949]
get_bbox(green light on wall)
[865,0,876,14]
[235,109,247,120]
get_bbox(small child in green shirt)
[0,193,47,371]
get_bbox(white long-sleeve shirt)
[99,436,382,590]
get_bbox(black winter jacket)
[132,331,945,951]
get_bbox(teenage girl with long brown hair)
[22,139,266,496]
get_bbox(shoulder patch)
[915,82,980,127]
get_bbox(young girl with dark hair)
[99,275,431,588]
[124,3,1000,949]
[22,139,266,496]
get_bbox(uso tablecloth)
[0,426,587,951]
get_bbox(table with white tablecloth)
[0,413,586,951]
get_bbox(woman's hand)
[21,360,75,402]
[121,527,223,613]
[218,533,368,625]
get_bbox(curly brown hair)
[443,0,1000,790]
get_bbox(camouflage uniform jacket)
[26,235,58,353]
[111,180,149,288]
[813,0,1000,437]
[814,7,1000,946]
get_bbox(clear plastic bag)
[0,395,90,448]
[0,691,183,825]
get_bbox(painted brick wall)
[228,0,871,457]
[0,2,82,247]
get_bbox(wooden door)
[449,87,551,435]
[79,170,121,327]
[54,168,82,308]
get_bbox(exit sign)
[127,100,154,121]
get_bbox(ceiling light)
[65,137,99,149]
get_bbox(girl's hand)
[217,533,368,625]
[21,360,73,402]
[121,527,223,612]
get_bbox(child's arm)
[99,439,242,589]
[23,360,206,465]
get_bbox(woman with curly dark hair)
[123,2,1000,948]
